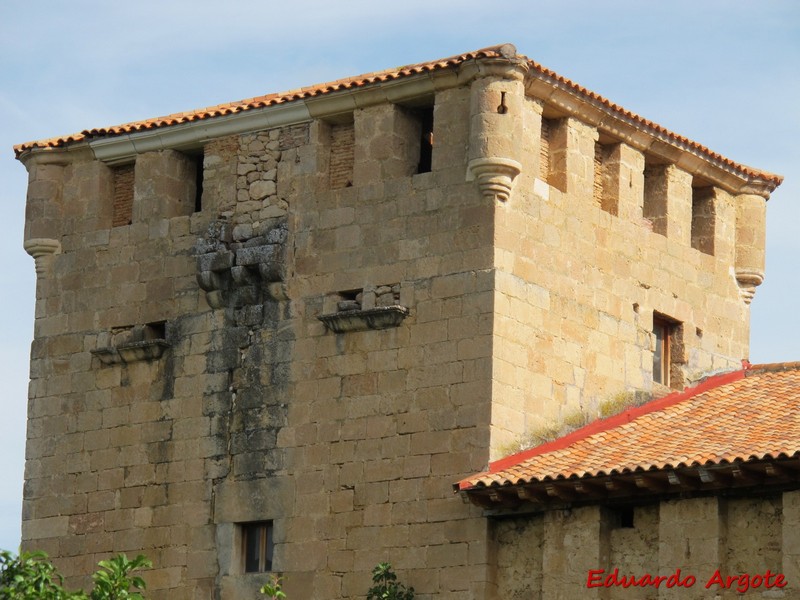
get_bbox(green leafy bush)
[366,563,414,600]
[0,550,151,600]
[259,574,286,599]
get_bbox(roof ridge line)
[485,368,746,475]
[745,361,800,374]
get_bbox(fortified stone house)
[15,44,792,599]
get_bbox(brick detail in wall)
[329,123,354,189]
[112,164,134,227]
[539,118,551,183]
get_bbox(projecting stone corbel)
[23,238,60,277]
[466,157,521,202]
[735,269,764,305]
[318,306,410,333]
[92,340,170,365]
[194,219,288,309]
[91,322,170,365]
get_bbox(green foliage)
[0,550,151,600]
[366,563,414,600]
[499,390,655,455]
[598,390,651,418]
[259,574,286,599]
[89,554,151,600]
[0,550,69,600]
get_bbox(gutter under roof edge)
[89,101,314,165]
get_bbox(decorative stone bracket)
[318,283,411,333]
[92,323,169,365]
[195,220,288,309]
[466,157,521,202]
[318,305,410,333]
[93,340,170,365]
[23,238,61,277]
[735,269,764,305]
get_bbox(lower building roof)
[457,362,800,509]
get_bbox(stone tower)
[15,44,781,598]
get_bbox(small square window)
[609,506,635,529]
[242,521,273,573]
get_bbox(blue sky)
[0,1,797,552]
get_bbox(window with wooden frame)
[652,315,684,389]
[242,521,274,573]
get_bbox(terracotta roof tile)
[10,44,784,190]
[13,46,506,158]
[458,363,800,491]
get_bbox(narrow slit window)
[653,315,684,389]
[539,118,552,182]
[193,152,204,213]
[416,106,434,174]
[653,318,670,386]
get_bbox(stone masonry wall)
[494,495,791,599]
[22,82,499,599]
[21,125,306,599]
[489,94,748,455]
[272,87,497,598]
[20,56,770,600]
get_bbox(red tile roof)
[12,46,508,158]
[457,362,800,492]
[11,44,784,190]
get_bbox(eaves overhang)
[459,456,800,514]
[14,44,783,197]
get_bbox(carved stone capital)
[466,157,522,202]
[23,238,60,277]
[462,44,529,83]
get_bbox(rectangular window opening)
[414,105,434,174]
[242,521,274,573]
[594,142,617,215]
[112,163,135,227]
[653,314,684,389]
[539,117,552,183]
[643,160,668,236]
[337,288,362,312]
[329,121,355,190]
[192,152,204,213]
[144,321,166,341]
[540,117,567,192]
[691,185,715,255]
[609,506,636,529]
